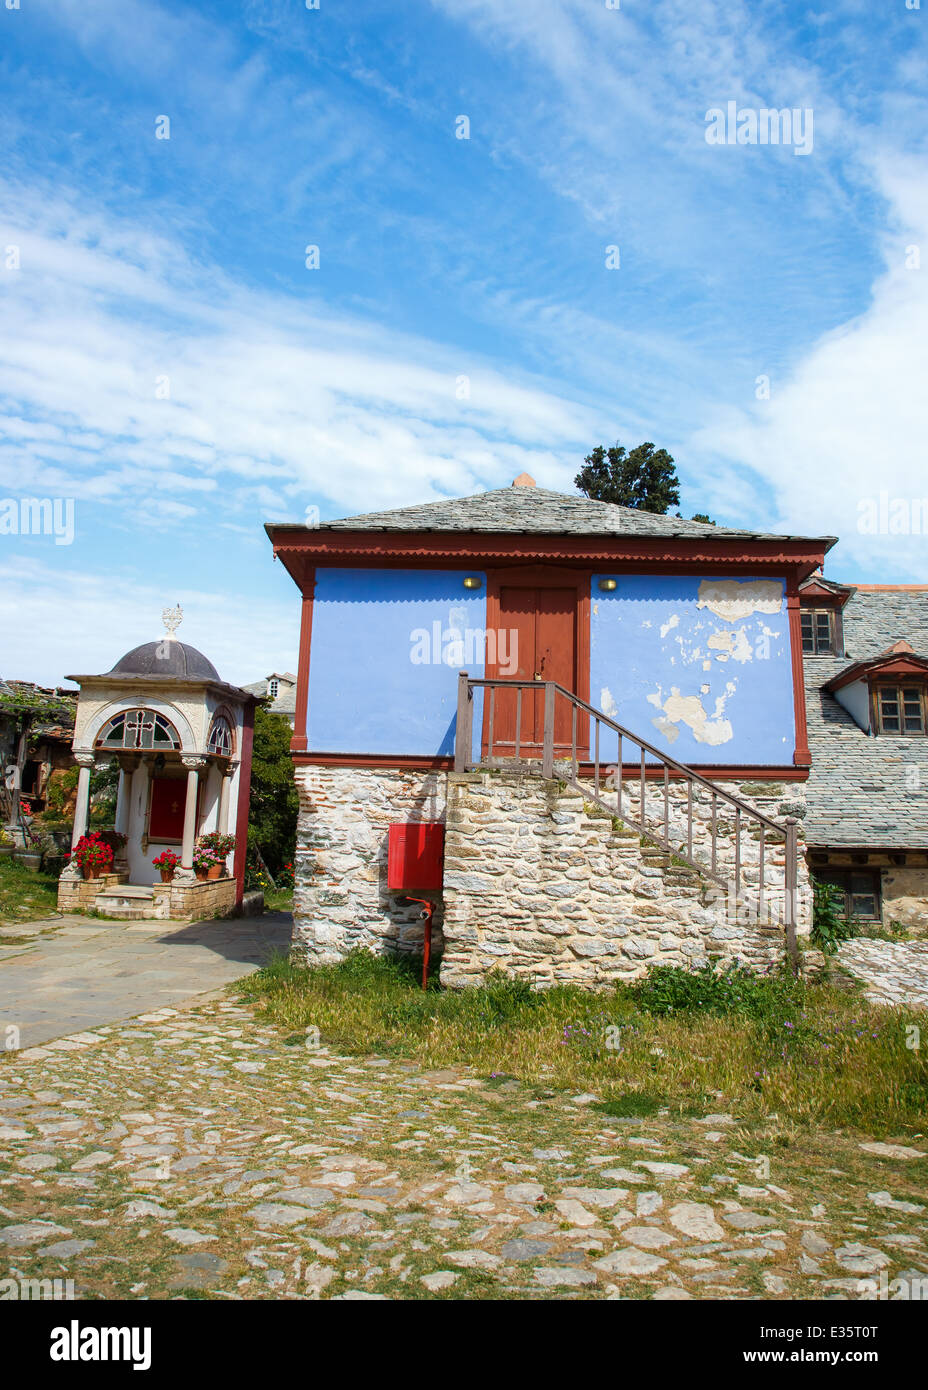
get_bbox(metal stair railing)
[454,671,799,969]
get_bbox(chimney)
[512,473,536,488]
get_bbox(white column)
[218,763,235,835]
[61,751,95,881]
[174,757,206,884]
[70,754,94,847]
[114,768,129,836]
[113,755,137,871]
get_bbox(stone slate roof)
[804,589,928,848]
[282,486,836,544]
[242,677,297,716]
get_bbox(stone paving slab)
[0,912,291,1047]
[836,940,928,1009]
[0,999,926,1301]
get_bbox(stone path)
[1,998,925,1300]
[0,912,291,1047]
[837,940,928,1010]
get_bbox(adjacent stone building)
[802,579,928,933]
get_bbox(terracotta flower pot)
[195,868,209,881]
[207,864,222,880]
[160,868,175,883]
[83,864,103,880]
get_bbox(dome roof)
[108,640,220,681]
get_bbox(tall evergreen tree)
[575,442,680,513]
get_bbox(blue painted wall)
[590,574,795,765]
[307,569,486,756]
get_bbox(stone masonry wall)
[291,763,810,986]
[293,764,447,962]
[440,770,810,989]
[57,871,124,914]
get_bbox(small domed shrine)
[58,608,256,921]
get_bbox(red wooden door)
[487,586,576,756]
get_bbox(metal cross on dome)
[162,604,183,638]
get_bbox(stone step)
[93,883,161,921]
[96,884,155,900]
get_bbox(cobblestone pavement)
[1,998,926,1301]
[836,940,928,1010]
[0,913,291,1047]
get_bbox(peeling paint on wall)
[707,626,753,663]
[648,685,734,746]
[696,578,783,621]
[590,574,795,765]
[600,687,619,718]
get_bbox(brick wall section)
[57,872,124,914]
[165,878,237,921]
[439,771,810,989]
[293,765,446,962]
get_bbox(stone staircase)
[93,883,163,921]
[440,769,790,989]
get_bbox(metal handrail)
[454,672,799,965]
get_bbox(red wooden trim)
[799,584,849,607]
[269,528,830,578]
[786,573,811,766]
[293,752,454,770]
[290,563,316,753]
[233,702,255,907]
[825,653,928,693]
[290,752,806,781]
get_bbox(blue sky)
[1,0,926,685]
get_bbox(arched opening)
[95,708,182,751]
[207,712,235,757]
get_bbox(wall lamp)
[598,578,618,592]
[463,576,483,590]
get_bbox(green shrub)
[629,961,803,1024]
[811,878,857,954]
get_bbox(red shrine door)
[483,569,589,760]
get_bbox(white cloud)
[0,177,608,528]
[0,556,298,690]
[692,150,928,577]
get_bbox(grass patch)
[235,949,928,1137]
[263,887,294,913]
[0,855,60,924]
[592,1092,663,1117]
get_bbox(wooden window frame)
[872,682,928,736]
[819,869,882,922]
[800,607,837,655]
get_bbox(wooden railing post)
[542,682,556,779]
[783,816,799,976]
[455,671,473,772]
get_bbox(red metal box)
[387,822,445,891]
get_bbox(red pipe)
[405,896,434,990]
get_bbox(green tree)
[246,706,298,877]
[575,442,714,523]
[575,442,680,513]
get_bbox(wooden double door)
[483,568,589,759]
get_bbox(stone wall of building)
[439,771,808,989]
[881,866,928,935]
[291,763,810,985]
[293,764,447,962]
